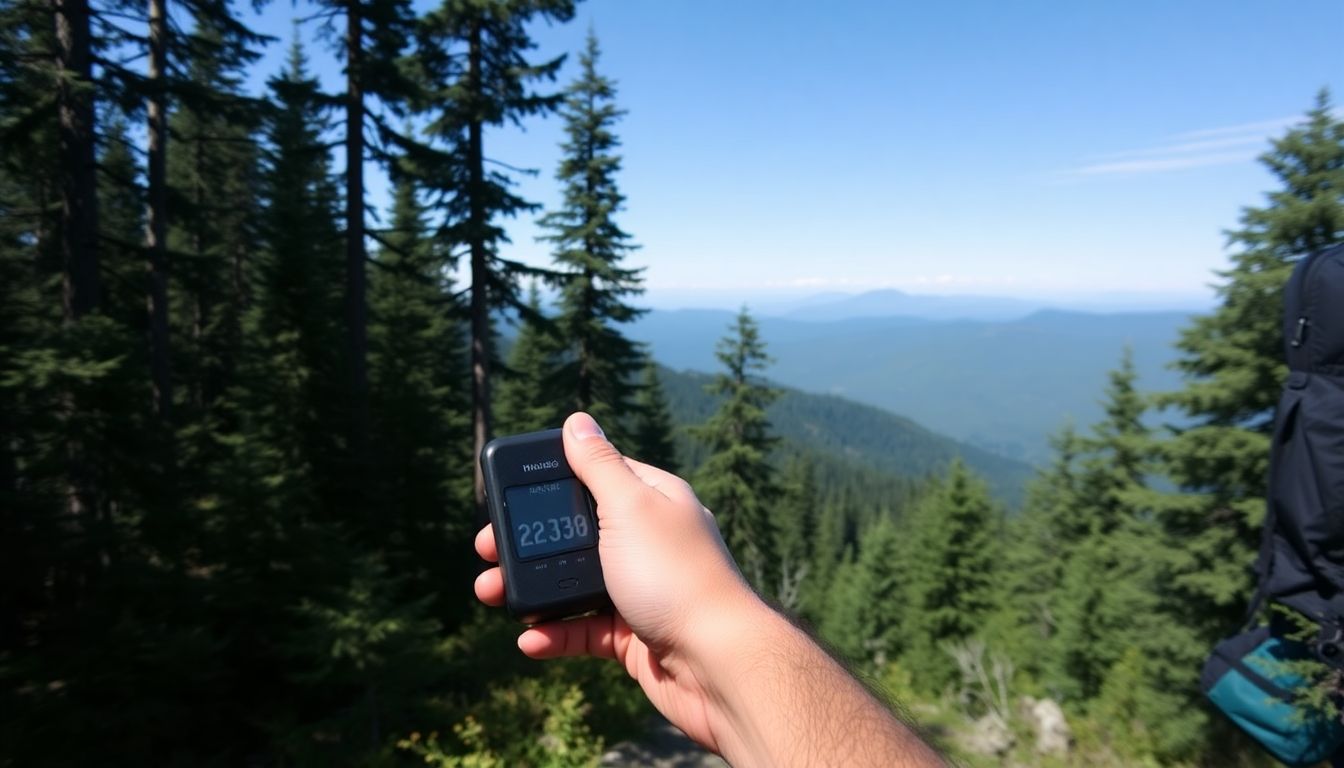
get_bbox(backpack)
[1202,242,1344,766]
[1258,241,1344,630]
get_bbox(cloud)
[1068,150,1258,177]
[1057,115,1303,179]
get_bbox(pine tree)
[409,0,576,506]
[302,0,417,518]
[628,361,678,471]
[167,16,263,500]
[369,162,472,610]
[1153,92,1344,638]
[1122,91,1344,761]
[900,459,1002,692]
[693,308,781,591]
[1007,351,1206,758]
[774,455,817,611]
[244,36,347,513]
[985,423,1081,685]
[821,515,906,668]
[539,31,645,443]
[802,496,847,624]
[496,285,563,434]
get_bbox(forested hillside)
[658,366,1033,505]
[632,308,1188,463]
[2,0,1342,764]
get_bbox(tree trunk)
[56,0,99,321]
[54,0,100,600]
[468,17,492,514]
[345,0,370,497]
[146,0,172,422]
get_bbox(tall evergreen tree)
[369,162,472,602]
[900,459,1001,691]
[1116,91,1344,761]
[302,0,417,518]
[231,36,346,536]
[409,0,576,507]
[628,361,678,471]
[820,515,905,668]
[1152,92,1344,639]
[774,455,817,611]
[986,423,1082,686]
[496,285,563,434]
[539,31,645,442]
[167,17,263,505]
[693,308,781,590]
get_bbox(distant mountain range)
[778,290,1043,322]
[631,307,1193,464]
[659,287,1212,320]
[658,367,1035,506]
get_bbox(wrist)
[676,592,803,765]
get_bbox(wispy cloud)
[1059,115,1302,179]
[1069,150,1259,177]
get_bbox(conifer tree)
[167,18,264,506]
[241,38,346,520]
[693,308,781,590]
[539,31,645,443]
[301,0,417,514]
[802,497,847,623]
[1153,92,1344,640]
[1009,352,1206,758]
[628,361,678,471]
[986,423,1081,683]
[821,515,905,667]
[900,459,1001,691]
[496,285,561,434]
[775,455,817,610]
[369,163,471,602]
[409,0,576,506]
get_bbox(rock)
[599,719,728,768]
[960,714,1014,757]
[1020,696,1071,755]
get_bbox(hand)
[475,413,945,767]
[473,411,763,753]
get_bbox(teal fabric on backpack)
[1202,625,1344,767]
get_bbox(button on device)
[557,578,578,590]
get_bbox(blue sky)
[242,0,1343,310]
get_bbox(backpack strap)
[1243,396,1303,628]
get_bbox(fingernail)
[569,412,605,441]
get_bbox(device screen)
[504,477,596,560]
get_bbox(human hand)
[473,411,765,753]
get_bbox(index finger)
[475,524,499,563]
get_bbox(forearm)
[690,599,945,768]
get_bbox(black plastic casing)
[480,429,609,624]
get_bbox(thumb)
[563,412,649,513]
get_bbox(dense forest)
[1,0,1343,763]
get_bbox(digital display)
[505,477,596,560]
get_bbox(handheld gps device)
[480,429,608,624]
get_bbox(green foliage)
[628,361,679,471]
[1152,91,1344,640]
[658,364,1033,505]
[820,516,906,667]
[497,286,565,434]
[539,32,647,444]
[692,308,782,591]
[900,460,1003,692]
[399,677,603,768]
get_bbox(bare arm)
[474,412,945,768]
